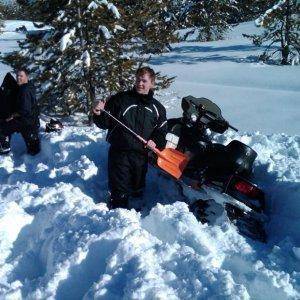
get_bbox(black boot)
[108,193,129,209]
[0,135,10,154]
[25,132,40,155]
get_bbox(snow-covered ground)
[153,22,300,135]
[0,20,299,299]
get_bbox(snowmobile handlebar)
[228,124,238,132]
[199,109,238,133]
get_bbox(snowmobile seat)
[226,140,257,175]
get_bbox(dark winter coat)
[93,88,167,153]
[16,82,39,128]
[0,72,19,120]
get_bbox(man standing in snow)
[93,67,167,209]
[0,68,40,155]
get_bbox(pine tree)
[0,2,4,33]
[229,0,273,23]
[17,0,67,22]
[117,0,178,54]
[3,0,177,116]
[110,0,178,89]
[0,0,29,20]
[244,0,300,65]
[174,0,239,41]
[3,0,139,115]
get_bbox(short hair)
[17,67,29,76]
[136,67,156,82]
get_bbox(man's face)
[135,73,154,95]
[17,71,29,85]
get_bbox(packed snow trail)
[0,123,299,299]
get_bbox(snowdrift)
[0,123,299,299]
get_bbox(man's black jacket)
[93,89,167,153]
[16,82,39,127]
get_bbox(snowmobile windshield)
[181,96,222,120]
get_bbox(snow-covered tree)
[17,0,66,22]
[228,0,273,22]
[3,0,176,115]
[244,0,300,65]
[173,0,239,41]
[3,0,139,115]
[0,3,4,33]
[117,0,178,54]
[0,0,28,20]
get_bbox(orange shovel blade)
[156,148,189,179]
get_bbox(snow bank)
[214,131,300,244]
[0,123,299,299]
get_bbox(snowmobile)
[164,96,267,242]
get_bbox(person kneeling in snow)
[93,67,167,209]
[0,68,40,155]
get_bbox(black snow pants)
[0,119,40,155]
[108,147,148,208]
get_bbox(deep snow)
[0,20,299,299]
[152,22,300,135]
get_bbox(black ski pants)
[0,119,40,154]
[108,147,148,202]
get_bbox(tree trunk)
[77,2,94,114]
[281,0,291,64]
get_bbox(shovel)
[100,108,189,179]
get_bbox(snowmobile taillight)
[234,180,263,199]
[225,176,265,212]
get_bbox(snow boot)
[25,132,40,155]
[108,194,129,209]
[0,136,10,154]
[128,190,144,212]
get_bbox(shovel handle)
[100,108,179,159]
[100,108,146,142]
[100,108,159,150]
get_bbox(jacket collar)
[131,88,154,104]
